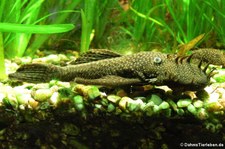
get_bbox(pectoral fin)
[74,75,142,87]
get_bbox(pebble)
[205,102,223,112]
[153,105,160,113]
[177,99,192,108]
[73,95,84,111]
[74,85,100,100]
[87,86,101,100]
[196,108,209,120]
[49,92,60,105]
[176,108,185,116]
[28,98,39,109]
[0,93,6,103]
[187,104,197,115]
[107,95,121,104]
[159,101,170,110]
[107,103,115,112]
[119,97,132,110]
[16,93,32,105]
[148,94,162,105]
[32,88,53,101]
[193,100,203,108]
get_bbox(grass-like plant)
[80,0,96,53]
[164,0,214,44]
[93,0,118,47]
[0,0,80,80]
[1,0,45,58]
[128,0,164,51]
[0,23,75,55]
[0,0,81,58]
[25,0,81,56]
[113,0,225,52]
[203,0,225,45]
[80,0,119,53]
[0,34,6,80]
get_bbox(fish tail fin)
[9,63,61,83]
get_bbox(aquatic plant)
[80,0,118,53]
[0,0,80,58]
[0,34,6,80]
[163,0,215,44]
[109,0,225,52]
[203,0,225,44]
[0,0,81,80]
[80,0,96,53]
[112,0,164,52]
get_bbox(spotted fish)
[9,49,217,91]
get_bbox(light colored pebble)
[197,108,209,120]
[58,54,69,61]
[50,85,59,92]
[49,92,60,105]
[76,104,84,111]
[16,93,32,105]
[177,99,192,108]
[127,99,143,111]
[87,86,101,100]
[142,102,154,111]
[95,104,102,109]
[187,104,197,115]
[193,100,204,108]
[73,95,83,104]
[33,83,50,89]
[119,97,132,110]
[28,98,39,109]
[73,95,84,111]
[19,105,25,110]
[107,95,121,104]
[0,93,6,103]
[205,102,223,112]
[45,54,61,63]
[6,94,18,108]
[159,101,170,110]
[32,88,53,101]
[153,105,160,113]
[208,93,220,103]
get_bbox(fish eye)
[153,57,162,64]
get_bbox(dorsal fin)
[70,49,121,65]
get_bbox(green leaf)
[0,23,75,34]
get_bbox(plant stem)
[0,33,7,81]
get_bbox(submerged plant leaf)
[118,0,130,11]
[0,23,75,34]
[177,33,205,56]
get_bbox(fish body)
[9,49,211,91]
[192,48,225,67]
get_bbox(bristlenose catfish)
[9,49,224,91]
